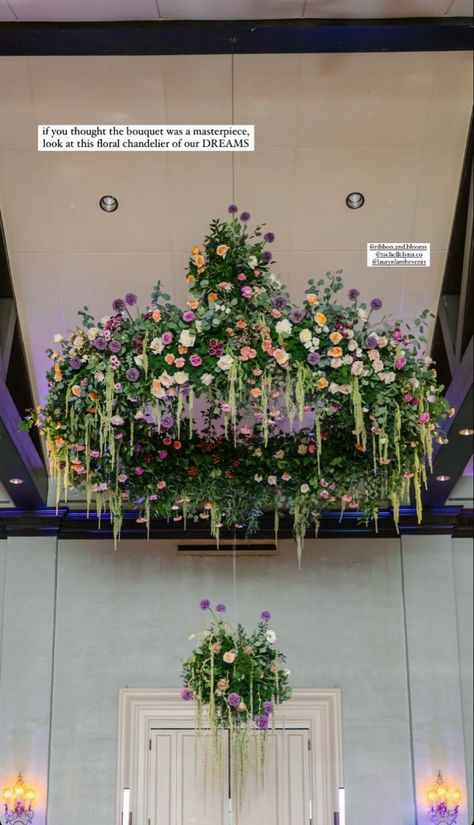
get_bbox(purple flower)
[365,335,378,350]
[254,714,270,730]
[227,693,241,708]
[228,204,238,214]
[161,413,174,429]
[108,338,121,353]
[262,250,272,263]
[181,688,193,702]
[240,211,251,222]
[370,298,383,311]
[289,308,304,324]
[125,293,137,306]
[94,337,107,350]
[161,331,173,345]
[134,443,142,452]
[208,339,224,357]
[200,598,211,611]
[112,298,126,313]
[216,603,226,613]
[348,289,360,301]
[272,294,287,311]
[307,352,321,366]
[189,353,202,367]
[126,367,140,382]
[260,611,272,622]
[182,310,195,323]
[69,356,82,369]
[264,232,275,243]
[263,701,274,714]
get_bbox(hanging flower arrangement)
[23,207,452,561]
[181,600,291,801]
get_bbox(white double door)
[146,727,312,825]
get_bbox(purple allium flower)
[365,335,378,350]
[125,292,137,306]
[161,331,173,345]
[264,232,275,243]
[69,356,82,369]
[112,298,126,313]
[307,352,321,366]
[260,611,272,622]
[181,688,193,702]
[240,211,251,222]
[126,367,140,382]
[263,701,274,714]
[272,294,287,311]
[216,603,226,613]
[227,693,241,708]
[182,310,195,323]
[289,308,304,324]
[348,289,360,301]
[161,413,174,429]
[262,250,272,263]
[228,204,238,214]
[108,338,121,353]
[200,598,211,611]
[254,714,270,730]
[208,339,224,357]
[134,466,144,475]
[94,337,107,350]
[370,298,383,311]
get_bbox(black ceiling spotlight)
[346,192,365,209]
[99,195,118,212]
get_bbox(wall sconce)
[2,773,35,824]
[427,772,461,825]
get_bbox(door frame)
[116,688,343,824]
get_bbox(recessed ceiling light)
[9,478,23,485]
[458,428,474,436]
[346,192,365,209]
[99,195,118,212]
[435,475,451,482]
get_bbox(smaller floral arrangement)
[181,599,292,797]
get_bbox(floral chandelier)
[25,207,451,561]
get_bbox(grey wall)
[0,534,471,825]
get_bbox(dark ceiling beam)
[0,17,472,57]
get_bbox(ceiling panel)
[7,0,159,21]
[305,0,452,16]
[0,0,16,21]
[158,0,305,19]
[446,0,474,14]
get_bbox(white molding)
[116,687,343,824]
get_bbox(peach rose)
[314,312,327,326]
[216,244,229,258]
[329,331,343,344]
[223,650,236,664]
[164,353,175,365]
[217,678,228,690]
[191,246,201,256]
[317,377,329,389]
[152,309,161,322]
[328,346,343,358]
[273,348,290,366]
[187,299,199,309]
[250,387,262,398]
[211,643,221,654]
[306,293,319,305]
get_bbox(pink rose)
[189,353,202,367]
[241,286,253,298]
[271,308,282,318]
[394,357,406,369]
[391,328,403,341]
[156,480,166,489]
[418,413,430,424]
[174,357,185,368]
[158,450,168,459]
[134,466,144,475]
[161,331,173,345]
[182,310,195,322]
[237,273,247,281]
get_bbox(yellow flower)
[329,331,343,344]
[314,312,327,326]
[216,244,229,258]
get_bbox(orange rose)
[178,345,188,354]
[164,353,175,365]
[186,274,195,283]
[329,331,343,344]
[250,387,262,398]
[191,246,200,256]
[216,244,229,258]
[173,440,182,450]
[152,309,161,322]
[71,385,81,396]
[187,300,199,309]
[197,267,205,274]
[328,346,343,358]
[195,255,204,268]
[306,293,319,305]
[88,391,98,401]
[54,364,62,382]
[317,377,329,389]
[55,436,65,447]
[262,338,273,353]
[208,293,218,301]
[86,407,97,414]
[314,312,327,325]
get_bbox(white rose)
[110,415,124,426]
[174,371,189,385]
[159,371,175,388]
[300,483,310,494]
[266,630,277,644]
[382,371,396,384]
[274,450,285,459]
[94,370,105,383]
[201,373,214,386]
[248,256,258,268]
[195,320,203,332]
[134,354,143,366]
[53,333,63,343]
[179,330,196,348]
[275,319,292,335]
[410,377,420,388]
[339,384,352,394]
[373,360,384,373]
[297,444,308,455]
[331,358,343,368]
[378,336,388,348]
[343,354,353,365]
[329,382,340,394]
[356,348,363,357]
[254,474,263,482]
[150,337,164,355]
[348,339,358,351]
[299,328,312,344]
[351,361,364,376]
[217,354,234,372]
[368,349,380,361]
[346,330,354,339]
[267,475,277,485]
[311,337,320,349]
[254,448,262,457]
[87,327,99,340]
[358,308,368,321]
[100,315,110,325]
[73,335,84,349]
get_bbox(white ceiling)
[0,0,472,21]
[0,51,472,406]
